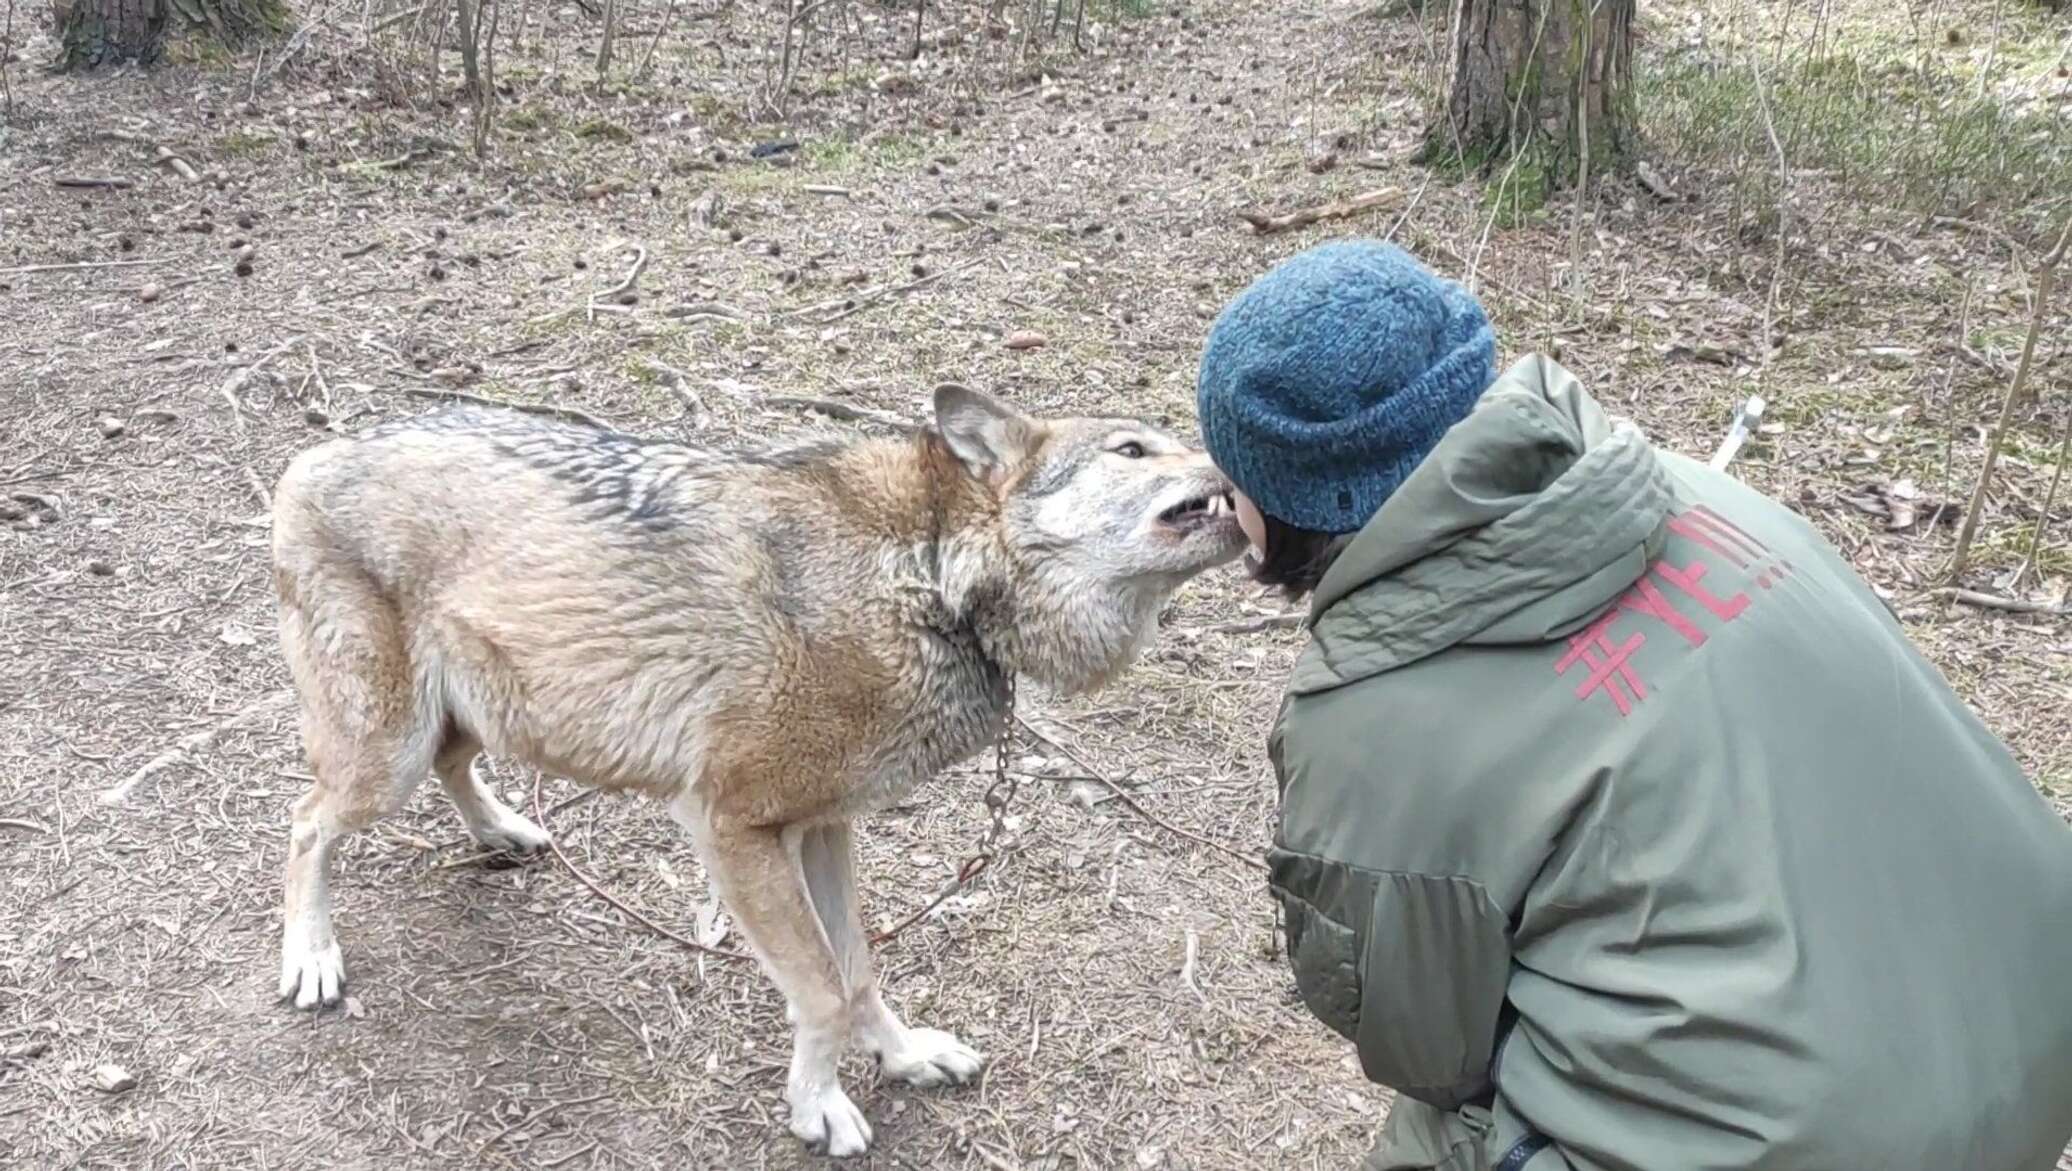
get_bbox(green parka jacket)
[1267,355,2072,1171]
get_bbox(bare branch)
[1949,211,2072,583]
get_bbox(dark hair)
[1249,513,1353,600]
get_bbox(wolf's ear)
[933,383,1039,478]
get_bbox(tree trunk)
[56,0,284,68]
[1424,0,1636,190]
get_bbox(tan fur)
[267,386,1244,1156]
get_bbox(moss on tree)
[58,0,288,69]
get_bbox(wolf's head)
[930,384,1248,695]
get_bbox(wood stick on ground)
[590,243,649,308]
[100,692,296,805]
[1179,927,1209,1007]
[244,468,273,510]
[1176,612,1304,637]
[54,176,134,190]
[1949,212,2071,583]
[219,335,307,433]
[403,387,614,430]
[765,395,917,431]
[1015,716,1268,873]
[1929,588,2070,617]
[810,256,985,325]
[0,259,167,276]
[1238,187,1402,236]
[152,146,201,183]
[636,359,704,421]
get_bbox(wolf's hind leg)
[276,566,436,1010]
[432,736,552,856]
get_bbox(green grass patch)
[216,129,277,157]
[1639,47,2072,238]
[574,117,635,144]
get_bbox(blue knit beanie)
[1196,240,1497,533]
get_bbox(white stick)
[100,692,295,805]
[1708,395,1766,472]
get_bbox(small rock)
[90,1063,136,1093]
[96,415,126,439]
[138,282,162,304]
[1005,331,1048,351]
[87,559,116,577]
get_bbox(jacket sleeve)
[1267,720,1515,1113]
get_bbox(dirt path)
[1,0,2066,1167]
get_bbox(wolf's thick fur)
[269,385,1244,1156]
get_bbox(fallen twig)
[765,395,917,431]
[636,358,703,421]
[474,1089,617,1159]
[153,146,201,183]
[0,259,167,276]
[591,243,649,308]
[663,300,746,323]
[99,692,296,805]
[219,336,307,433]
[1016,716,1268,873]
[1929,588,2069,617]
[806,256,984,325]
[54,176,134,190]
[370,149,431,171]
[1179,927,1208,1007]
[1175,612,1304,637]
[368,3,426,33]
[0,818,51,834]
[402,387,614,430]
[1239,187,1402,236]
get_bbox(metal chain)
[869,672,1019,945]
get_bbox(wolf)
[268,383,1245,1156]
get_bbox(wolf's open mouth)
[1158,491,1237,529]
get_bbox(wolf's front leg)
[798,822,985,1089]
[700,823,872,1157]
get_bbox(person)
[1192,239,2072,1171]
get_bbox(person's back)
[1264,355,2072,1170]
[1190,240,2072,1170]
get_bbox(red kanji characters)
[1555,610,1648,717]
[1553,503,1773,718]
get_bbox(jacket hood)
[1288,354,1674,696]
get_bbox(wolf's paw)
[471,809,552,856]
[789,1084,872,1158]
[277,929,345,1010]
[876,1027,984,1089]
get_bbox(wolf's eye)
[1112,441,1146,459]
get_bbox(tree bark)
[1424,0,1636,189]
[56,0,283,67]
